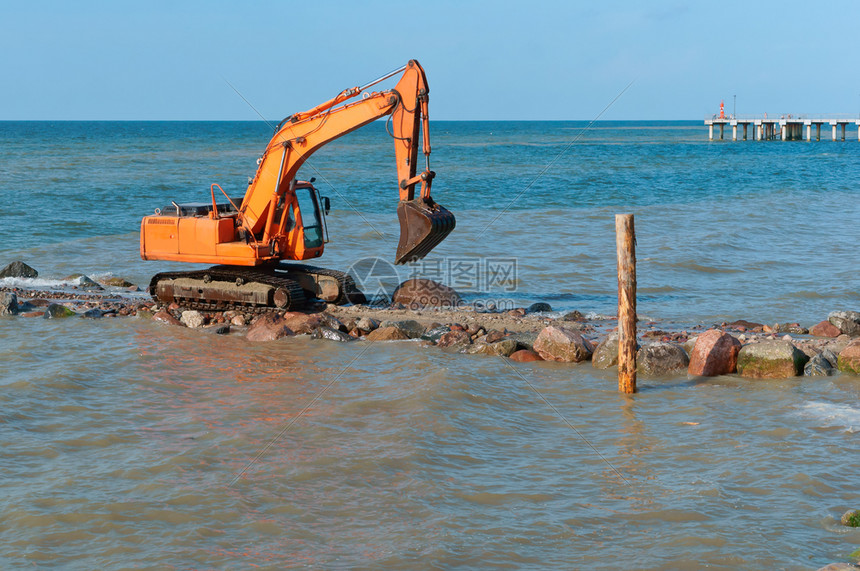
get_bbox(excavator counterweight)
[141,60,454,311]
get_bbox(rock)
[281,311,325,334]
[246,315,295,341]
[509,349,543,362]
[815,564,860,571]
[379,319,425,339]
[533,326,594,363]
[20,311,44,318]
[727,319,763,331]
[311,326,353,342]
[562,310,585,322]
[391,278,461,309]
[43,303,76,319]
[485,329,507,343]
[736,340,809,378]
[804,350,839,376]
[838,340,860,375]
[508,330,539,352]
[356,316,380,331]
[320,314,348,333]
[180,310,205,328]
[231,314,246,327]
[507,308,526,318]
[436,329,472,348]
[811,320,842,338]
[688,330,742,376]
[0,292,19,316]
[366,326,410,341]
[829,311,860,336]
[213,325,231,335]
[421,326,451,343]
[468,338,518,357]
[153,310,183,326]
[98,276,134,288]
[135,308,154,319]
[82,308,107,319]
[0,261,38,279]
[77,275,103,290]
[682,336,698,356]
[526,302,552,314]
[637,342,690,376]
[841,509,860,527]
[592,334,621,369]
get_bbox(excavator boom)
[240,59,454,264]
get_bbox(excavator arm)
[239,59,454,264]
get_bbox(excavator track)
[149,267,307,313]
[149,264,366,312]
[271,263,367,305]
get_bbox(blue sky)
[2,0,859,120]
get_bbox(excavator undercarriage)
[149,264,366,313]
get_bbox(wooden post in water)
[615,214,637,394]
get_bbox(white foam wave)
[0,276,76,289]
[798,401,860,433]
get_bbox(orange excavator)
[140,60,455,311]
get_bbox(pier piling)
[615,214,637,394]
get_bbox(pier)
[704,115,860,141]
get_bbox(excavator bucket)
[395,197,456,264]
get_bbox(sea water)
[1,121,859,569]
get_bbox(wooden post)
[615,214,637,394]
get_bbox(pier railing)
[706,113,860,121]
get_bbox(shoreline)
[2,282,857,380]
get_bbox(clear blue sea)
[1,121,859,569]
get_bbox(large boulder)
[153,310,183,326]
[311,326,353,342]
[838,340,860,375]
[637,342,690,377]
[99,276,135,288]
[688,330,741,376]
[281,311,325,334]
[436,329,472,349]
[421,325,451,343]
[366,326,410,341]
[379,319,425,339]
[533,326,594,363]
[246,315,295,342]
[43,303,76,319]
[526,302,552,314]
[391,279,461,309]
[180,310,205,328]
[736,340,809,378]
[829,311,860,336]
[592,335,620,369]
[467,338,518,357]
[805,349,839,376]
[811,320,842,338]
[0,292,19,316]
[0,261,38,279]
[356,316,380,332]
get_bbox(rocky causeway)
[2,260,859,380]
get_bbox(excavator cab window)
[296,186,323,249]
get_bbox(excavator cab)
[294,184,326,250]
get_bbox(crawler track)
[149,263,365,312]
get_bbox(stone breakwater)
[2,261,859,381]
